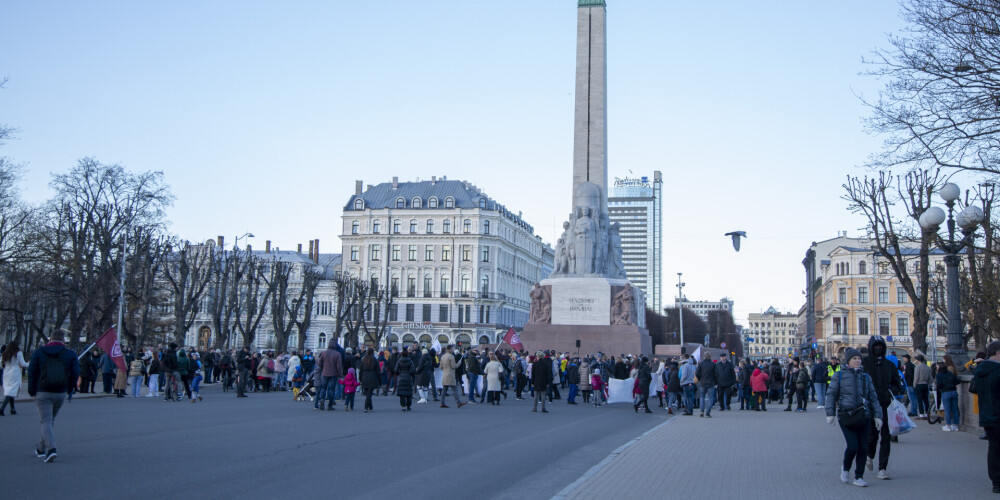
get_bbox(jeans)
[915,384,930,415]
[907,386,918,415]
[345,392,356,410]
[942,390,960,426]
[682,385,696,413]
[840,418,871,479]
[668,391,679,409]
[468,374,481,400]
[699,386,716,416]
[568,384,578,403]
[35,392,65,452]
[987,426,1000,489]
[192,374,202,394]
[147,374,159,396]
[814,383,827,407]
[317,376,338,407]
[129,376,142,397]
[274,372,286,391]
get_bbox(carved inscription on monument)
[550,279,610,325]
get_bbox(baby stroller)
[292,366,317,402]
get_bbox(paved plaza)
[2,386,994,499]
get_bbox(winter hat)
[844,348,862,364]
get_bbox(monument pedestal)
[522,277,652,356]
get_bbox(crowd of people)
[5,331,1000,496]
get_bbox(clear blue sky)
[1,1,905,322]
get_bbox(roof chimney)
[355,180,363,196]
[313,239,319,264]
[297,243,302,254]
[431,175,436,185]
[217,236,224,247]
[265,240,271,253]
[392,176,399,189]
[308,240,314,260]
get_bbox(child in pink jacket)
[343,368,360,411]
[591,369,605,407]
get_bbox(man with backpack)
[26,329,80,463]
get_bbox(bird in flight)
[724,231,747,252]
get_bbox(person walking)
[315,340,343,411]
[484,353,504,406]
[695,352,717,417]
[936,360,960,432]
[189,352,203,402]
[634,357,653,413]
[716,353,736,411]
[342,367,359,411]
[177,349,194,400]
[826,347,883,487]
[1,341,30,415]
[359,348,380,413]
[395,347,415,411]
[531,350,553,413]
[26,329,80,463]
[975,341,1000,493]
[438,345,466,408]
[862,336,902,480]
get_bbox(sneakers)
[951,425,960,431]
[877,469,890,480]
[417,398,427,404]
[43,449,57,463]
[943,425,952,432]
[840,470,850,483]
[440,404,449,408]
[35,448,45,458]
[852,478,868,487]
[817,405,825,409]
[457,402,467,408]
[866,458,874,471]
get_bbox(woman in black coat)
[359,348,380,413]
[395,347,416,411]
[79,351,98,393]
[415,349,433,403]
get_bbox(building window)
[463,219,471,233]
[445,197,454,209]
[423,276,432,297]
[425,246,434,261]
[389,305,398,322]
[396,198,405,209]
[351,221,359,234]
[408,245,416,261]
[350,246,358,261]
[858,318,869,336]
[833,317,843,334]
[412,198,422,208]
[428,197,438,208]
[443,220,451,234]
[406,276,416,297]
[481,275,489,296]
[859,261,867,274]
[878,317,889,336]
[355,199,365,210]
[897,317,909,336]
[391,245,400,261]
[897,287,908,303]
[441,277,450,298]
[460,275,471,297]
[439,305,449,322]
[858,287,868,303]
[479,198,487,209]
[422,304,431,322]
[426,219,434,234]
[483,220,490,235]
[481,246,489,262]
[838,288,846,303]
[372,220,381,234]
[461,245,471,261]
[370,244,381,260]
[405,304,415,322]
[393,219,401,234]
[390,277,399,297]
[442,246,451,261]
[410,220,417,233]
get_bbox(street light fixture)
[235,232,255,251]
[676,273,685,353]
[918,182,983,370]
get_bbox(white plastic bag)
[887,399,916,436]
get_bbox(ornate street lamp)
[918,182,983,371]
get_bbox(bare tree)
[207,248,249,349]
[360,278,395,349]
[333,274,365,350]
[844,170,941,353]
[163,240,212,346]
[292,267,321,352]
[233,255,273,348]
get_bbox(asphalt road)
[1,384,667,499]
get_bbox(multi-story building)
[745,306,798,359]
[676,297,735,323]
[608,171,662,312]
[340,176,553,348]
[813,241,947,359]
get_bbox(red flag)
[502,327,524,351]
[96,327,128,373]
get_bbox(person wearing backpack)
[26,329,80,463]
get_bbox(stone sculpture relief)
[611,283,636,326]
[528,283,552,325]
[549,181,626,279]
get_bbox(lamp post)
[918,182,983,371]
[234,232,255,251]
[676,273,685,354]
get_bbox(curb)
[551,414,678,500]
[15,393,117,403]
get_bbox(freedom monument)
[520,0,652,356]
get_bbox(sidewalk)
[15,391,115,403]
[555,405,990,499]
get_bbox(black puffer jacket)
[695,360,717,388]
[415,353,433,386]
[825,366,883,420]
[394,356,415,397]
[715,360,736,386]
[862,336,903,408]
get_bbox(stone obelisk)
[520,0,651,357]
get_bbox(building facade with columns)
[340,177,553,348]
[745,306,799,359]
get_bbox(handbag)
[837,371,871,426]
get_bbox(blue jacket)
[679,359,696,386]
[27,342,81,396]
[99,353,115,374]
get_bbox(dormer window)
[479,198,487,209]
[428,197,438,208]
[354,199,364,210]
[396,198,405,209]
[412,198,422,208]
[445,197,455,209]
